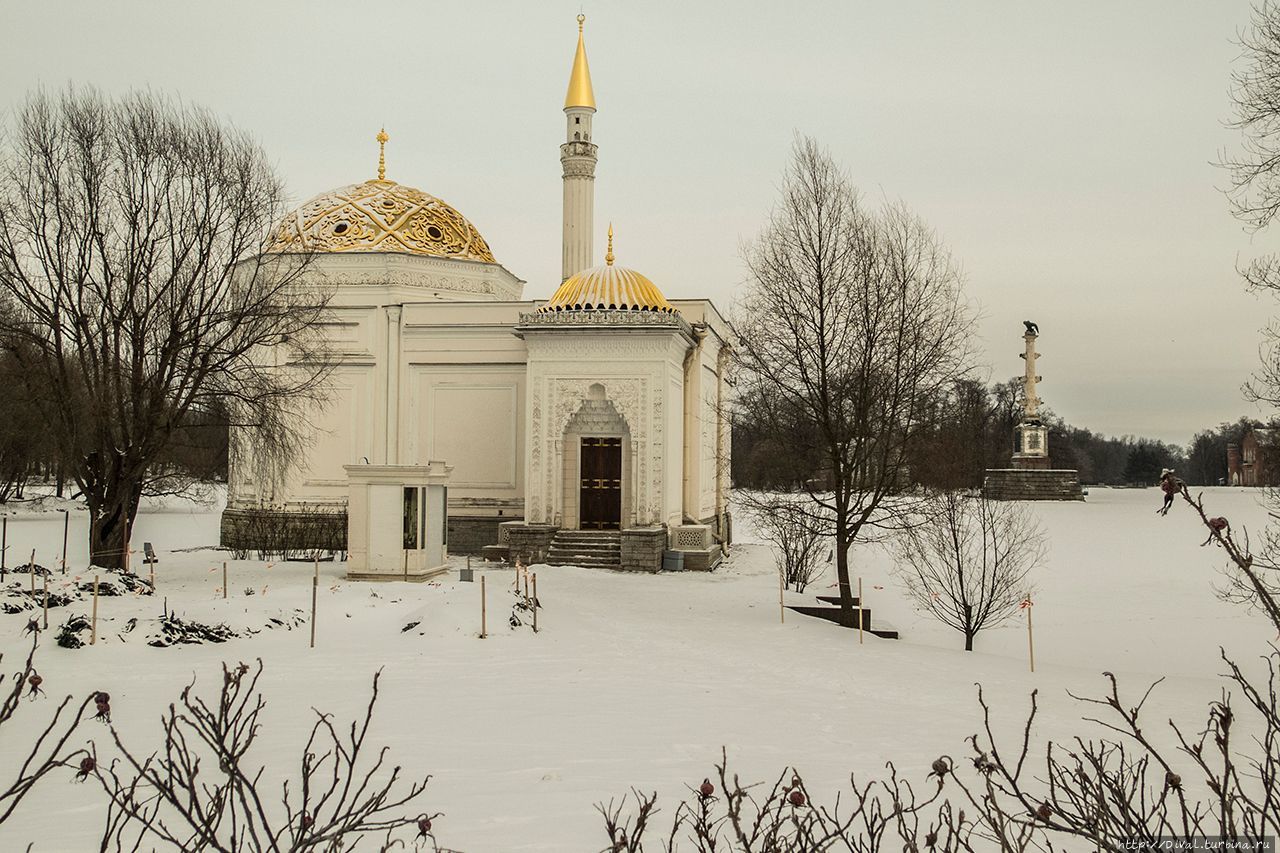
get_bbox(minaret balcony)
[560,140,598,159]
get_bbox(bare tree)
[1167,482,1280,637]
[91,659,447,852]
[0,639,93,826]
[736,136,975,625]
[0,87,330,568]
[890,491,1044,651]
[1223,2,1280,414]
[739,492,827,592]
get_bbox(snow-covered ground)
[0,487,1273,851]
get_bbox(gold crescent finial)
[577,12,585,31]
[376,127,389,182]
[605,222,614,266]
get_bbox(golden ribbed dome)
[540,226,675,313]
[269,179,496,263]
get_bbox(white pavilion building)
[221,16,733,575]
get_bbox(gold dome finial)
[564,14,596,110]
[376,128,389,182]
[605,222,614,266]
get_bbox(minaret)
[561,13,598,281]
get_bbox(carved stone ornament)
[528,376,663,525]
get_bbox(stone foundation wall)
[220,507,347,553]
[621,526,666,572]
[982,469,1085,501]
[223,508,527,558]
[507,524,558,565]
[448,517,518,556]
[681,549,722,572]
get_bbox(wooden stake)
[1026,599,1036,673]
[61,509,69,574]
[858,578,864,645]
[123,512,130,575]
[1,515,7,578]
[29,549,36,595]
[523,572,530,605]
[90,574,100,645]
[532,573,538,633]
[779,569,785,624]
[149,560,155,591]
[480,574,487,639]
[310,558,318,648]
[41,574,49,630]
[222,562,228,600]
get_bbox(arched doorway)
[562,384,632,530]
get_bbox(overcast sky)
[0,1,1269,446]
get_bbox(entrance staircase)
[547,530,622,569]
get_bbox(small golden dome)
[269,179,496,263]
[540,226,675,313]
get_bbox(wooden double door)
[579,437,622,530]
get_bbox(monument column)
[983,321,1084,500]
[1012,322,1050,470]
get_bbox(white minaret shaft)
[561,14,598,281]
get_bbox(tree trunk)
[87,487,140,571]
[835,515,856,625]
[964,631,975,652]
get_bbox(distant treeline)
[731,377,1242,490]
[0,344,227,501]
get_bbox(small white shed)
[344,461,452,581]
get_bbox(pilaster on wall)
[384,305,403,465]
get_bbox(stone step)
[546,531,625,569]
[548,549,621,561]
[546,554,621,567]
[545,548,619,560]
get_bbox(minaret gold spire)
[376,128,389,182]
[605,222,614,265]
[561,14,598,281]
[564,14,596,109]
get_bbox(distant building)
[1228,426,1275,486]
